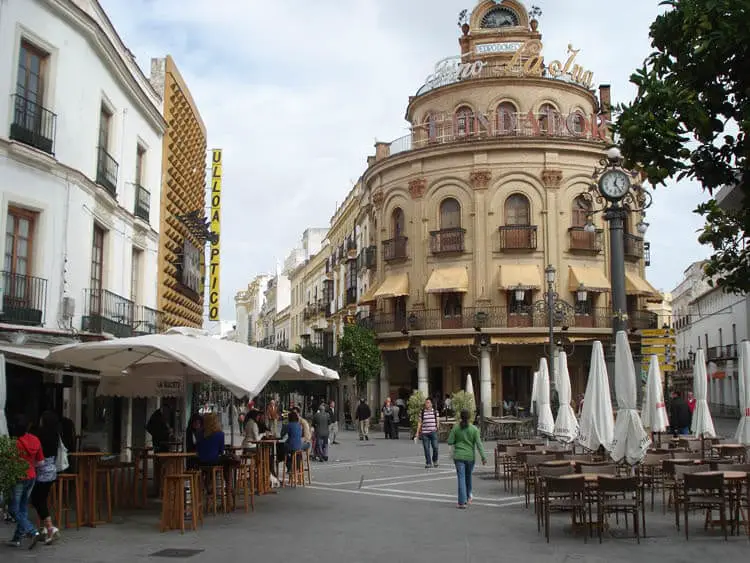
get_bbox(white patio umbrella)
[577,341,614,452]
[734,341,750,444]
[0,354,8,436]
[530,370,539,415]
[610,331,651,465]
[691,348,716,438]
[553,351,579,443]
[642,355,669,433]
[536,358,554,436]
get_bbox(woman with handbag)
[30,411,64,544]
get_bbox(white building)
[234,274,270,345]
[672,261,748,416]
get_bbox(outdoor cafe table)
[69,451,109,527]
[712,444,747,462]
[252,439,280,495]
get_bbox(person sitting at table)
[241,409,266,451]
[293,406,312,453]
[185,413,203,470]
[280,410,303,474]
[196,413,234,508]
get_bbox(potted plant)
[407,390,426,438]
[450,390,477,424]
[0,435,28,502]
[457,9,470,36]
[529,5,542,31]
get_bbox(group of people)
[5,412,71,549]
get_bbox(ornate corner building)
[358,0,662,412]
[151,56,207,328]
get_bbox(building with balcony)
[234,274,271,345]
[356,0,660,414]
[149,56,207,329]
[672,261,748,416]
[289,241,330,352]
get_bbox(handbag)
[56,437,69,472]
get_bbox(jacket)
[447,423,487,463]
[300,417,312,443]
[355,403,371,420]
[282,422,303,451]
[16,433,44,480]
[670,397,691,429]
[313,411,331,437]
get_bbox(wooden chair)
[536,464,574,531]
[639,453,670,511]
[597,476,643,543]
[682,472,728,540]
[543,476,588,543]
[673,464,712,529]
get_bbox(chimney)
[599,84,612,123]
[374,142,391,162]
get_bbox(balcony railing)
[357,246,377,270]
[628,309,658,330]
[96,146,119,196]
[568,227,603,253]
[430,228,466,254]
[133,305,164,335]
[259,335,276,348]
[9,94,57,155]
[644,241,651,267]
[624,233,644,260]
[0,271,47,326]
[499,225,538,251]
[383,236,408,261]
[81,288,134,337]
[707,344,738,361]
[134,184,150,222]
[345,287,357,306]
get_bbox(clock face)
[481,6,520,28]
[599,170,631,200]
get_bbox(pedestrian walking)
[355,398,371,441]
[416,398,440,468]
[6,414,44,548]
[391,402,400,439]
[382,397,395,439]
[30,411,63,544]
[328,399,339,445]
[447,409,487,509]
[312,404,331,461]
[669,391,691,436]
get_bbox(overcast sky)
[100,0,710,322]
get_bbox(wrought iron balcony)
[644,241,651,266]
[357,246,377,270]
[0,271,47,326]
[383,236,408,262]
[707,344,738,361]
[498,225,538,251]
[134,184,150,222]
[624,233,644,260]
[430,228,466,254]
[9,94,57,155]
[568,227,603,253]
[81,288,134,337]
[96,146,119,196]
[133,305,164,335]
[628,309,658,330]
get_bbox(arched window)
[391,207,405,237]
[439,198,461,230]
[496,102,517,134]
[538,103,560,135]
[571,196,591,227]
[504,194,530,225]
[570,109,587,136]
[455,106,474,138]
[423,112,441,143]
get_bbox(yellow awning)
[498,264,542,289]
[425,267,469,294]
[378,340,410,352]
[568,266,611,293]
[373,273,409,299]
[358,285,378,305]
[490,336,549,345]
[421,337,476,348]
[625,272,661,300]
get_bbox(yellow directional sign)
[642,361,676,372]
[642,346,671,355]
[642,337,677,346]
[642,328,675,338]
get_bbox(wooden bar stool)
[95,466,115,523]
[282,451,305,488]
[185,470,204,526]
[202,466,227,515]
[303,448,312,484]
[52,474,82,530]
[160,473,200,533]
[235,460,255,513]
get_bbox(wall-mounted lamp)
[576,283,588,303]
[513,284,526,302]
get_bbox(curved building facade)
[360,0,660,414]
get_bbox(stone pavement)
[2,421,749,563]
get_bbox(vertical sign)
[209,149,222,321]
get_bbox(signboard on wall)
[181,239,201,294]
[209,149,222,321]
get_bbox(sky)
[99,0,711,322]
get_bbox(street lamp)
[545,265,557,391]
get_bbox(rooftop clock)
[481,6,520,28]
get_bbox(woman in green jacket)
[447,409,487,508]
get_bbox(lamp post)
[544,265,557,391]
[579,145,653,403]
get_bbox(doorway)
[502,366,533,412]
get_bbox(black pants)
[30,481,53,521]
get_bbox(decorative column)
[123,399,133,462]
[541,169,563,268]
[379,361,390,407]
[409,177,427,307]
[417,346,429,396]
[470,170,491,300]
[480,345,492,419]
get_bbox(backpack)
[420,408,437,427]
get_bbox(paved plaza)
[3,422,749,563]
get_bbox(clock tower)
[459,0,539,62]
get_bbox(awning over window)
[625,272,661,301]
[425,267,469,294]
[378,340,410,352]
[490,336,549,345]
[358,285,378,305]
[372,273,409,299]
[421,337,476,348]
[498,264,542,290]
[568,266,611,293]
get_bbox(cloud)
[100,0,711,318]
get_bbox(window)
[423,113,441,143]
[570,110,587,135]
[505,194,530,226]
[439,198,461,230]
[571,196,591,227]
[391,207,405,238]
[90,225,105,312]
[131,248,142,304]
[455,106,474,137]
[538,103,559,134]
[496,102,517,134]
[4,207,35,277]
[442,293,463,329]
[99,105,112,150]
[508,290,531,314]
[136,145,145,185]
[17,40,48,105]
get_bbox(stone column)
[480,346,492,419]
[379,361,390,407]
[123,399,133,462]
[417,346,429,396]
[470,170,492,299]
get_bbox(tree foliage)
[407,390,426,435]
[614,0,750,292]
[0,436,28,497]
[451,390,476,424]
[338,324,382,394]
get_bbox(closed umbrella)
[642,355,669,433]
[553,351,578,443]
[536,358,554,436]
[465,373,476,414]
[0,354,7,436]
[530,370,539,415]
[691,348,716,438]
[734,341,750,444]
[577,341,614,452]
[611,331,651,465]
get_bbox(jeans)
[9,479,36,540]
[316,436,329,460]
[421,431,439,466]
[454,460,475,506]
[678,426,690,435]
[301,442,311,452]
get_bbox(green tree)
[614,0,750,292]
[338,323,382,395]
[0,436,27,497]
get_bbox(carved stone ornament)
[408,178,427,199]
[372,189,385,208]
[541,169,563,189]
[469,170,492,189]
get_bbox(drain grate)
[150,549,204,558]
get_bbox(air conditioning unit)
[62,296,75,319]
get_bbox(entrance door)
[502,366,533,413]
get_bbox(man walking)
[312,404,331,461]
[355,398,371,441]
[416,398,439,468]
[669,391,691,435]
[328,399,339,445]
